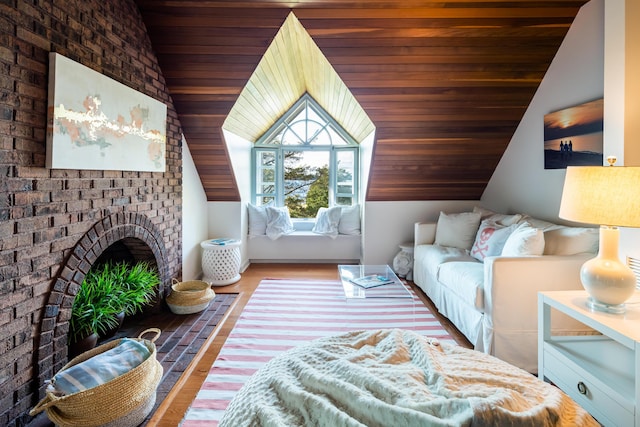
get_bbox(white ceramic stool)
[201,239,242,286]
[393,242,414,281]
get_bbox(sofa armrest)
[414,222,436,246]
[482,253,594,371]
[484,254,592,325]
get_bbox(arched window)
[252,94,359,218]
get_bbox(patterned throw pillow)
[470,220,516,261]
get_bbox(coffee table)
[338,264,412,299]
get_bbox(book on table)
[350,274,395,289]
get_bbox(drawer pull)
[577,381,587,395]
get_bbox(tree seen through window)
[253,94,358,218]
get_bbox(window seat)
[247,230,361,263]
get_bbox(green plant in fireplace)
[69,261,160,345]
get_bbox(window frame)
[251,94,359,213]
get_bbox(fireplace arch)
[36,212,170,390]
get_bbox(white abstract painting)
[46,53,167,172]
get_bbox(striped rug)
[180,278,455,426]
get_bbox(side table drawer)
[543,347,633,427]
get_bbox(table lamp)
[559,158,640,313]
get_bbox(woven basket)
[30,328,163,427]
[166,279,215,314]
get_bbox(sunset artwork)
[543,98,603,169]
[46,53,167,172]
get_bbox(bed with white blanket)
[220,329,597,427]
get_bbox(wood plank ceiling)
[135,0,589,202]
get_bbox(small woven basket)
[30,328,163,427]
[166,279,215,314]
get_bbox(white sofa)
[413,207,598,373]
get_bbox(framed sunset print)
[543,98,603,169]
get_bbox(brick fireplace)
[0,1,184,426]
[38,212,171,387]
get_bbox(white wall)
[482,0,604,222]
[362,200,478,265]
[207,129,251,270]
[181,139,209,280]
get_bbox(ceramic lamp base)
[586,296,627,314]
[580,226,636,313]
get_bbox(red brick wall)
[0,1,183,425]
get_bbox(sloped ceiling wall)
[135,0,589,202]
[223,13,375,144]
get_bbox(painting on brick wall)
[46,52,167,172]
[543,98,604,169]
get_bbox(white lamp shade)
[559,166,640,227]
[559,165,640,311]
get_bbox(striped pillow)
[51,338,150,396]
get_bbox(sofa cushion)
[502,222,545,256]
[434,211,481,250]
[543,226,599,255]
[470,220,517,261]
[436,261,485,312]
[415,244,477,279]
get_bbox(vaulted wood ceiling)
[135,0,589,202]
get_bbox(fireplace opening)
[35,212,171,402]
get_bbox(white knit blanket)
[220,329,598,427]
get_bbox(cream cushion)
[543,226,599,255]
[434,211,481,250]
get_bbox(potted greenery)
[68,260,160,356]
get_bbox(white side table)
[392,242,414,281]
[201,239,242,286]
[538,290,640,427]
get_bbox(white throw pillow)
[434,211,481,250]
[247,202,273,237]
[472,206,522,226]
[502,222,545,256]
[265,206,294,240]
[312,206,342,239]
[543,226,599,255]
[517,215,561,232]
[470,220,516,261]
[338,204,361,235]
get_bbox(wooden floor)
[147,263,472,427]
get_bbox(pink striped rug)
[180,278,455,426]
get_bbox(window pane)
[336,150,355,185]
[257,196,274,206]
[284,150,329,218]
[327,126,348,145]
[256,150,276,200]
[337,196,353,205]
[337,184,353,194]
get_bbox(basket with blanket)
[30,328,163,427]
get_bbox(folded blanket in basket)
[50,338,151,396]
